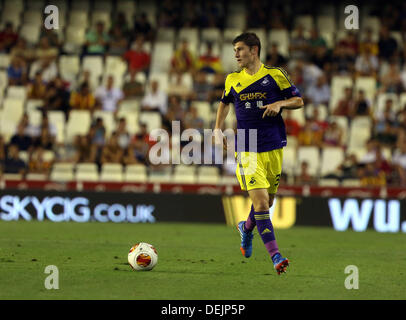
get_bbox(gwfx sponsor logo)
[239,92,267,101]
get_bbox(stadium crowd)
[1,0,406,187]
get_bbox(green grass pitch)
[0,220,405,300]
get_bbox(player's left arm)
[260,97,304,118]
[260,68,304,118]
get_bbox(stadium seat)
[221,44,238,73]
[23,11,42,26]
[91,11,111,29]
[139,112,163,133]
[48,111,66,144]
[288,106,305,126]
[191,101,213,127]
[361,16,381,34]
[0,98,25,140]
[399,93,406,111]
[354,77,376,102]
[6,86,27,100]
[75,163,99,182]
[316,15,337,33]
[282,146,296,177]
[66,110,92,142]
[148,168,172,183]
[0,53,10,69]
[347,126,371,150]
[305,104,328,121]
[173,165,197,184]
[100,163,124,182]
[117,111,139,135]
[198,42,221,56]
[319,178,340,187]
[2,173,23,180]
[330,76,353,111]
[341,179,361,187]
[118,99,140,113]
[223,28,242,42]
[64,26,86,53]
[320,147,345,176]
[294,15,314,30]
[1,11,21,28]
[116,0,136,14]
[329,115,349,146]
[148,73,169,93]
[26,99,43,112]
[201,28,222,44]
[50,162,75,182]
[124,164,148,183]
[59,55,80,83]
[196,166,220,184]
[150,42,174,74]
[27,109,42,127]
[297,146,320,176]
[82,56,104,84]
[68,10,89,28]
[268,29,290,58]
[156,28,176,43]
[220,175,239,185]
[26,173,48,181]
[225,12,245,29]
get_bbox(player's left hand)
[260,102,282,118]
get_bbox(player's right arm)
[214,75,233,146]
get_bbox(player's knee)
[253,200,269,212]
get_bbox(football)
[128,242,158,271]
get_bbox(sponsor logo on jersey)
[239,92,267,101]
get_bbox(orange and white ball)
[128,242,158,271]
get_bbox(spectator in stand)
[123,36,151,77]
[373,107,398,147]
[170,40,196,76]
[308,28,327,57]
[9,38,34,64]
[100,132,124,164]
[123,135,149,165]
[133,12,154,42]
[265,42,287,68]
[209,72,225,103]
[29,58,58,83]
[359,139,379,164]
[331,44,355,75]
[162,95,185,133]
[283,110,301,137]
[297,121,323,147]
[325,153,359,182]
[95,75,124,113]
[0,22,18,53]
[84,21,110,56]
[322,121,344,147]
[27,72,47,100]
[392,141,406,186]
[191,70,213,101]
[90,117,106,148]
[378,26,398,62]
[122,71,145,98]
[355,44,379,78]
[379,60,403,94]
[7,56,27,86]
[111,12,130,37]
[116,118,131,150]
[305,74,330,107]
[27,147,53,175]
[195,42,223,74]
[359,28,379,56]
[73,133,97,163]
[295,161,316,185]
[337,31,359,59]
[3,144,26,175]
[108,25,128,56]
[35,36,58,62]
[333,87,355,117]
[10,123,33,152]
[33,127,55,151]
[289,25,309,61]
[359,161,386,187]
[351,89,373,117]
[140,80,168,115]
[167,72,193,100]
[43,76,71,116]
[184,105,204,135]
[69,82,96,111]
[39,25,61,51]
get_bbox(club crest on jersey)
[261,78,270,86]
[249,177,256,185]
[240,92,267,101]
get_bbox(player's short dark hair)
[232,33,261,57]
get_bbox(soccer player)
[214,33,303,275]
